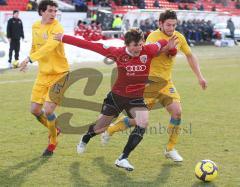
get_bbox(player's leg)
[164,101,183,162]
[115,106,148,171]
[14,39,20,61]
[108,116,131,135]
[104,82,158,139]
[159,82,183,161]
[8,40,13,66]
[77,114,115,154]
[78,92,120,153]
[30,102,48,128]
[30,75,49,128]
[41,101,58,156]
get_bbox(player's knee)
[44,110,54,118]
[30,107,41,117]
[136,120,148,128]
[172,109,182,119]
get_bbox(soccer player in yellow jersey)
[102,10,207,162]
[19,0,69,156]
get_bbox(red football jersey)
[62,35,165,98]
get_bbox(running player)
[54,28,177,171]
[19,0,69,156]
[102,10,207,162]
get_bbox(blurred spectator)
[198,4,204,11]
[236,0,240,9]
[7,10,24,68]
[137,0,145,9]
[112,15,122,30]
[184,4,190,10]
[0,0,7,5]
[178,4,184,9]
[91,11,97,21]
[74,0,88,12]
[211,6,216,11]
[133,19,138,27]
[26,0,38,11]
[123,19,130,31]
[153,0,160,8]
[227,18,237,44]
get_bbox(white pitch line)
[0,79,35,84]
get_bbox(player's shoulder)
[174,31,187,42]
[51,20,64,32]
[147,29,161,39]
[32,20,41,28]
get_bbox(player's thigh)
[101,92,123,118]
[144,81,168,110]
[31,78,48,105]
[129,107,149,128]
[46,72,70,105]
[158,81,181,108]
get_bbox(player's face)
[41,5,57,24]
[160,19,177,36]
[127,40,144,57]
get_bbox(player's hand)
[19,58,29,72]
[8,38,11,43]
[167,35,178,50]
[54,33,63,41]
[161,35,178,55]
[199,77,207,90]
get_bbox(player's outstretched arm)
[54,34,117,58]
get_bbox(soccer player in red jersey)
[54,29,177,171]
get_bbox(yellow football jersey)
[146,29,191,81]
[30,19,69,74]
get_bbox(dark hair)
[159,10,177,23]
[124,28,144,46]
[13,10,19,15]
[38,0,58,16]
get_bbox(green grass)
[0,46,240,187]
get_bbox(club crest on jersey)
[140,55,147,64]
[43,33,48,40]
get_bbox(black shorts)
[101,92,147,118]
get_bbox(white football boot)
[115,158,134,171]
[101,131,111,145]
[164,149,183,162]
[77,137,87,154]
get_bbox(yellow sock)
[47,114,57,145]
[107,115,131,136]
[36,111,48,128]
[166,118,181,151]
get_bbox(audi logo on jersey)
[126,65,147,72]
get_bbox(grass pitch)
[0,46,240,187]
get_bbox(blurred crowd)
[74,20,105,40]
[123,18,215,45]
[176,19,214,44]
